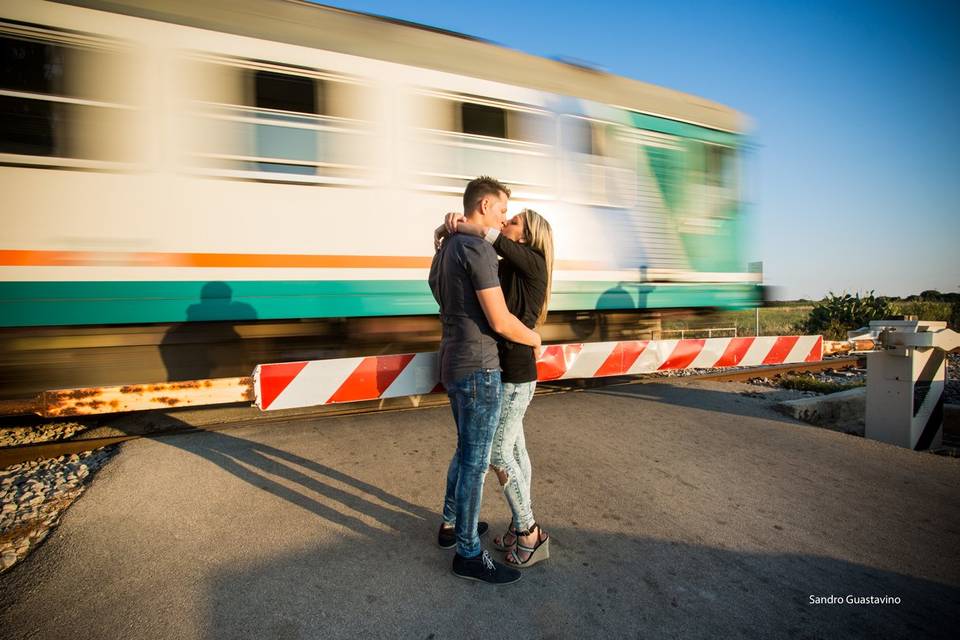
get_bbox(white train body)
[1,0,758,328]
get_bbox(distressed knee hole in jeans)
[491,465,509,486]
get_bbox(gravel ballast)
[0,447,115,573]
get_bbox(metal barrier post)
[858,320,960,450]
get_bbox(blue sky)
[322,0,959,299]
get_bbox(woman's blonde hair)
[520,208,554,328]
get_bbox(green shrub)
[798,291,893,340]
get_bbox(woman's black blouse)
[492,234,547,383]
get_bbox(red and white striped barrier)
[254,335,822,411]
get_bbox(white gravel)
[0,447,115,573]
[648,355,866,390]
[0,422,88,448]
[945,353,959,405]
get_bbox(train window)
[412,92,554,195]
[236,70,323,175]
[0,93,53,155]
[249,70,322,115]
[0,36,62,94]
[187,61,372,181]
[698,143,734,187]
[705,144,734,186]
[0,34,132,160]
[417,94,550,144]
[461,102,505,138]
[0,36,63,155]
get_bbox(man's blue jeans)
[441,368,502,558]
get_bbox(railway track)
[0,356,863,468]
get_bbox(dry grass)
[663,307,811,337]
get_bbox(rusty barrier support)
[4,377,255,418]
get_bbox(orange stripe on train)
[0,249,431,269]
[0,249,601,270]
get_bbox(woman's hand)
[433,224,449,252]
[444,212,486,239]
[444,212,466,234]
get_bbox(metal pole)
[756,307,760,336]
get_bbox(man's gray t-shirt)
[429,233,502,388]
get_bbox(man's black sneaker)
[452,550,522,585]
[437,521,488,549]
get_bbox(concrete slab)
[775,387,867,433]
[1,381,958,639]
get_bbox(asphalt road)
[1,380,958,639]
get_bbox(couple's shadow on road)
[152,419,432,538]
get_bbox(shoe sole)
[451,568,522,585]
[507,538,550,569]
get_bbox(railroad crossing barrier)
[254,335,823,411]
[7,335,822,417]
[852,320,960,450]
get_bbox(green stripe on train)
[630,113,741,146]
[0,281,762,327]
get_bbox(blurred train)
[0,0,761,402]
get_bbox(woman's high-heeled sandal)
[504,524,550,568]
[493,526,518,551]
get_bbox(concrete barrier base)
[777,387,959,441]
[776,387,867,433]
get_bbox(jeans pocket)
[451,371,476,396]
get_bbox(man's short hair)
[463,176,511,212]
